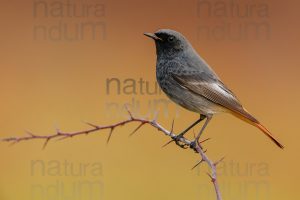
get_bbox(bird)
[144,29,284,149]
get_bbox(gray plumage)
[144,29,284,149]
[151,29,241,116]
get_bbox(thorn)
[53,123,61,134]
[152,110,159,122]
[200,138,211,144]
[55,137,64,142]
[196,139,205,150]
[170,119,175,134]
[84,121,99,129]
[206,172,213,180]
[214,156,225,166]
[25,130,35,137]
[56,128,61,135]
[129,122,145,137]
[191,159,204,170]
[162,139,175,148]
[124,104,133,119]
[107,127,114,144]
[42,138,50,150]
[8,139,18,147]
[55,135,69,142]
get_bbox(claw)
[174,138,189,149]
[189,140,197,149]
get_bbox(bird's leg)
[190,116,212,149]
[175,115,206,138]
[172,115,206,148]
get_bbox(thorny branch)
[2,108,224,200]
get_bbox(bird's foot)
[189,140,197,149]
[173,134,189,149]
[189,139,203,152]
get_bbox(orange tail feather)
[231,109,284,149]
[254,123,284,149]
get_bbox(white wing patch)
[212,83,237,100]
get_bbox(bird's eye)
[168,36,175,42]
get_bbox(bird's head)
[144,29,190,58]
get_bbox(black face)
[155,32,175,42]
[153,32,185,56]
[155,32,179,47]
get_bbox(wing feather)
[171,73,258,123]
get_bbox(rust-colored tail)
[254,123,284,149]
[231,109,284,149]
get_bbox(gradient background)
[0,0,299,199]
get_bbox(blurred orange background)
[0,0,299,199]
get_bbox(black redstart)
[144,29,283,149]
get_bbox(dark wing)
[171,73,258,123]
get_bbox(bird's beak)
[144,32,163,41]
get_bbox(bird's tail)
[231,109,284,149]
[254,122,284,149]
